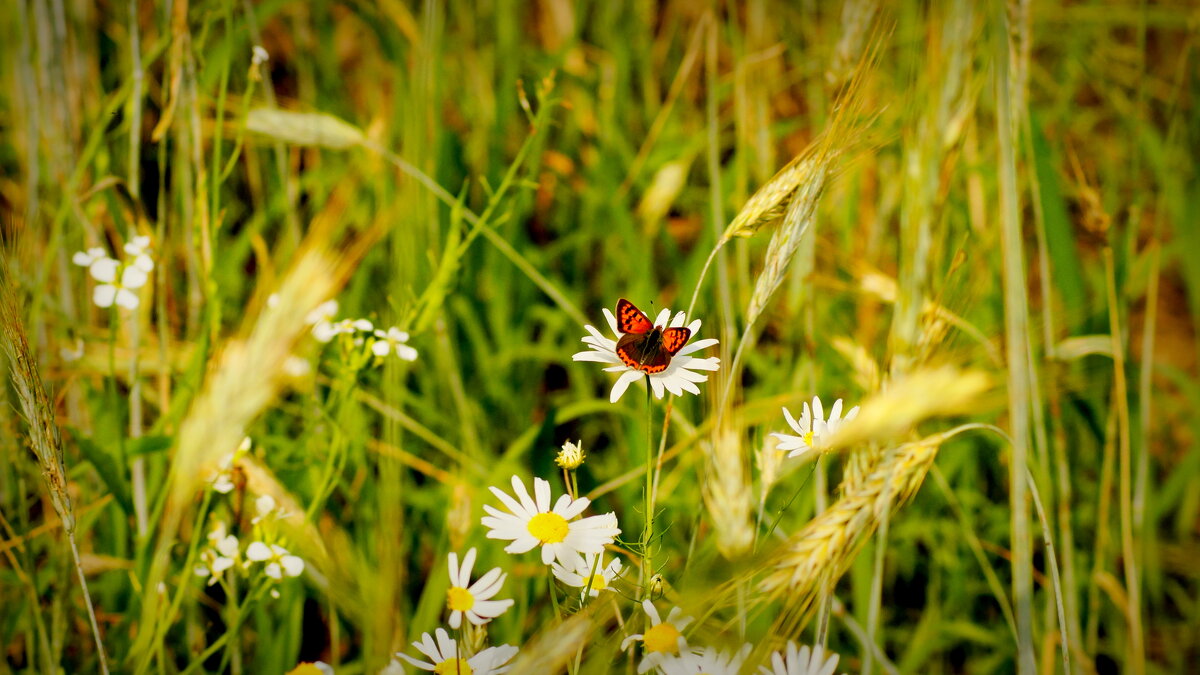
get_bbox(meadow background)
[1,0,1197,673]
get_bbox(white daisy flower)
[396,628,518,675]
[372,327,418,361]
[771,397,860,460]
[246,542,304,579]
[572,305,720,403]
[549,551,622,598]
[621,599,693,673]
[72,247,108,267]
[445,547,514,629]
[122,235,154,272]
[758,642,841,675]
[656,643,752,675]
[481,475,620,567]
[89,257,148,309]
[193,521,241,585]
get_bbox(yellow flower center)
[803,430,814,446]
[583,574,608,592]
[642,622,682,654]
[527,512,569,543]
[433,657,472,675]
[446,586,474,612]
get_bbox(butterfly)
[614,298,692,374]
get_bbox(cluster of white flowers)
[306,300,418,362]
[72,235,154,309]
[195,464,305,597]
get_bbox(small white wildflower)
[371,327,418,361]
[252,46,269,66]
[193,521,241,585]
[305,299,338,325]
[60,338,85,362]
[72,247,108,267]
[122,235,154,273]
[246,541,304,580]
[283,355,312,377]
[90,257,148,309]
[396,628,518,675]
[481,475,620,567]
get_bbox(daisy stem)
[642,375,654,594]
[547,567,563,622]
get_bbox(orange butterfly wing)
[616,298,654,334]
[661,327,692,355]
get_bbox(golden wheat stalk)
[0,271,110,674]
[703,418,754,559]
[759,437,941,603]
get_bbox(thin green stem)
[641,377,654,596]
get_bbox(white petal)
[246,541,272,561]
[115,289,140,309]
[371,340,390,356]
[93,285,117,307]
[602,308,619,335]
[281,555,304,577]
[89,258,118,282]
[72,251,94,266]
[648,374,665,399]
[609,370,643,403]
[121,265,148,289]
[264,562,282,580]
[395,345,418,361]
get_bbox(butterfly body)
[614,298,691,374]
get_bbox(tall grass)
[0,1,1196,673]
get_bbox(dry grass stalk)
[0,271,110,673]
[703,418,754,559]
